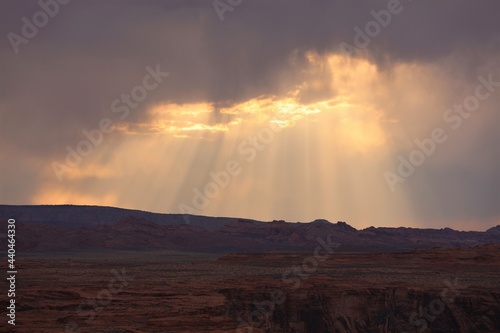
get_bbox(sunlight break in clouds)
[23,51,500,229]
[32,53,422,228]
[1,0,498,231]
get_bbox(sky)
[0,0,499,231]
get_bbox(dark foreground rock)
[5,244,500,332]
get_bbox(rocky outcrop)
[218,245,500,332]
[220,284,500,332]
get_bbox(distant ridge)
[0,204,233,230]
[1,205,498,252]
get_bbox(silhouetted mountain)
[1,205,498,252]
[486,225,500,236]
[0,204,230,230]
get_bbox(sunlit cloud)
[110,54,395,157]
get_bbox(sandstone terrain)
[1,205,499,332]
[1,244,499,332]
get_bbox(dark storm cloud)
[405,118,500,227]
[1,0,499,155]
